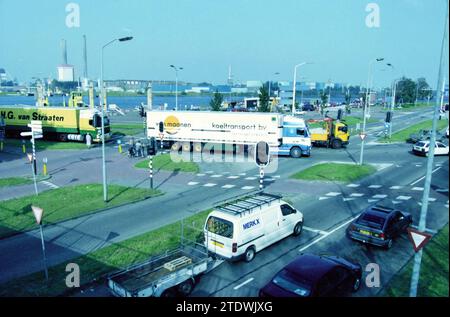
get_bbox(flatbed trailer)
[108,244,219,297]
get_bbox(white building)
[57,64,75,82]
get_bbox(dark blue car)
[259,254,362,297]
[347,205,412,249]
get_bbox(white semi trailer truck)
[146,111,311,158]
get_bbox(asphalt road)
[0,107,448,295]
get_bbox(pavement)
[0,106,448,296]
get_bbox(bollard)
[0,141,3,151]
[43,157,48,176]
[22,140,26,153]
[117,140,122,154]
[118,144,122,153]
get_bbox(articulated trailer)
[146,111,312,158]
[0,106,111,142]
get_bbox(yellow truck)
[0,106,110,142]
[308,118,349,149]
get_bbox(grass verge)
[343,116,379,126]
[135,153,200,173]
[383,224,449,297]
[378,119,448,143]
[3,139,88,150]
[0,209,210,296]
[111,123,144,136]
[0,177,33,188]
[290,163,376,183]
[0,184,162,239]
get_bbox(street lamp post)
[292,63,310,114]
[359,57,384,165]
[100,36,133,202]
[268,72,280,97]
[170,65,183,111]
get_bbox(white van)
[204,192,304,262]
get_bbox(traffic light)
[148,137,157,155]
[139,105,146,117]
[159,121,164,133]
[337,109,343,120]
[385,111,392,123]
[255,141,270,167]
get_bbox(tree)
[258,85,270,112]
[416,77,432,100]
[319,90,328,106]
[209,90,223,111]
[344,90,351,105]
[395,77,417,104]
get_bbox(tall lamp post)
[268,72,280,97]
[292,62,311,114]
[100,36,133,202]
[359,57,384,165]
[170,65,183,111]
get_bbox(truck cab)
[309,118,349,149]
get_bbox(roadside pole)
[409,5,448,297]
[32,206,48,282]
[259,167,264,191]
[255,141,270,191]
[42,157,48,177]
[149,155,153,189]
[21,121,42,195]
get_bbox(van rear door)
[205,215,234,258]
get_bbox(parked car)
[408,129,445,143]
[412,140,449,156]
[346,205,412,249]
[302,103,315,111]
[259,254,362,297]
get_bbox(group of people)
[128,138,148,158]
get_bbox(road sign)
[255,141,270,167]
[27,153,33,162]
[407,228,432,252]
[159,133,164,140]
[359,134,367,141]
[31,205,44,225]
[20,131,33,137]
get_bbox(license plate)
[211,240,224,248]
[359,229,371,236]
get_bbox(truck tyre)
[293,222,303,236]
[352,277,361,292]
[193,143,202,152]
[331,139,342,149]
[182,142,191,152]
[178,279,195,296]
[290,147,302,158]
[244,246,256,262]
[58,134,68,142]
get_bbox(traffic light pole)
[30,134,38,196]
[149,155,153,189]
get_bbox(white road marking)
[389,186,402,190]
[227,176,240,179]
[303,227,329,235]
[428,197,436,202]
[204,171,214,174]
[187,182,199,186]
[326,192,341,197]
[222,184,236,189]
[233,278,254,290]
[203,183,217,187]
[238,173,246,176]
[196,173,206,177]
[372,194,387,199]
[350,193,364,197]
[392,200,401,204]
[436,188,448,193]
[241,186,255,190]
[368,199,379,203]
[265,178,275,181]
[299,215,359,252]
[415,164,422,167]
[41,181,59,189]
[347,184,360,188]
[245,177,257,180]
[410,167,442,186]
[368,185,382,189]
[211,174,223,178]
[397,195,411,200]
[412,187,424,191]
[319,197,331,201]
[273,175,281,178]
[343,197,356,202]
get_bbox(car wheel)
[293,222,303,236]
[178,279,195,296]
[290,147,302,158]
[244,247,256,262]
[160,287,177,297]
[352,277,361,292]
[385,239,393,249]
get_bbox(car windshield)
[357,213,386,229]
[416,141,426,147]
[272,269,312,297]
[206,216,233,238]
